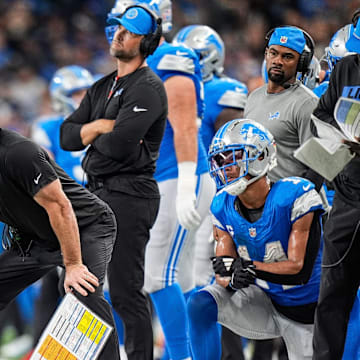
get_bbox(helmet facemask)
[208,119,277,195]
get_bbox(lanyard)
[107,75,120,99]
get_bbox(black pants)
[221,326,245,360]
[313,194,360,360]
[94,187,159,360]
[32,268,61,344]
[0,210,120,360]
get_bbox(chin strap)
[224,175,261,196]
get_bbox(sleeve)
[217,81,248,110]
[60,92,93,151]
[31,122,53,153]
[210,195,227,231]
[5,142,58,197]
[294,94,324,191]
[290,188,323,223]
[295,95,319,145]
[312,62,342,129]
[92,82,164,163]
[254,210,322,285]
[156,49,201,90]
[211,214,226,231]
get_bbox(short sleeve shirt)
[0,129,110,249]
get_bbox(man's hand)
[176,162,201,230]
[343,139,360,156]
[80,119,115,146]
[211,256,236,277]
[229,257,256,290]
[64,263,99,297]
[97,119,115,134]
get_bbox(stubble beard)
[268,70,285,84]
[109,46,140,61]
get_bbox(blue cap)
[107,6,155,35]
[268,27,306,54]
[345,23,360,54]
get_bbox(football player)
[188,119,323,360]
[173,24,248,360]
[107,1,215,359]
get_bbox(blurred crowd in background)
[0,0,359,138]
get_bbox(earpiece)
[140,17,163,57]
[123,4,163,57]
[352,8,360,28]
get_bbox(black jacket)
[312,54,360,207]
[60,67,167,197]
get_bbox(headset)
[265,25,315,77]
[352,8,360,27]
[115,4,163,57]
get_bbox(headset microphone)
[282,82,296,89]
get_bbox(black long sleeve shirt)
[60,67,167,197]
[312,54,360,208]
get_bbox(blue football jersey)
[211,177,323,307]
[313,81,329,98]
[202,75,248,152]
[147,41,208,182]
[32,115,86,184]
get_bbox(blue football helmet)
[208,119,277,195]
[261,58,268,84]
[173,25,225,82]
[105,0,136,44]
[301,56,320,90]
[145,0,172,33]
[325,23,360,71]
[105,0,171,44]
[49,65,94,115]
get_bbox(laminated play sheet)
[294,108,359,181]
[30,293,113,360]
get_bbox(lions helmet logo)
[280,36,288,44]
[126,8,138,19]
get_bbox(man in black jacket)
[60,5,167,360]
[0,129,120,359]
[311,28,360,358]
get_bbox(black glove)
[229,257,256,290]
[211,256,236,277]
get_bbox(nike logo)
[303,184,311,191]
[133,106,148,112]
[34,173,42,184]
[176,50,188,56]
[235,87,246,93]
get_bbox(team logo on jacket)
[280,36,288,44]
[249,227,256,238]
[114,88,124,98]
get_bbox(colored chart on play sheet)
[334,96,360,141]
[30,293,113,360]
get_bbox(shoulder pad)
[218,90,247,109]
[291,189,323,222]
[31,127,51,148]
[157,54,195,74]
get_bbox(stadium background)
[0,0,358,359]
